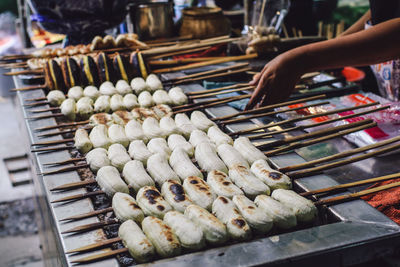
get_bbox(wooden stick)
[186,82,250,96]
[70,248,128,264]
[44,157,85,167]
[222,101,330,125]
[31,107,60,113]
[50,178,95,191]
[61,219,119,234]
[258,119,373,150]
[314,181,400,206]
[31,138,73,147]
[60,207,113,222]
[230,102,378,136]
[248,106,389,140]
[67,236,122,254]
[37,128,82,138]
[24,97,46,102]
[289,140,400,179]
[258,0,268,28]
[145,35,193,45]
[149,46,212,60]
[281,135,400,173]
[4,69,42,76]
[301,172,400,197]
[189,85,255,100]
[31,145,73,153]
[51,190,104,204]
[264,121,376,156]
[34,120,89,131]
[26,113,64,120]
[149,57,231,66]
[40,163,89,175]
[213,94,327,121]
[23,101,50,107]
[153,54,258,74]
[173,94,250,111]
[10,84,45,92]
[0,54,32,60]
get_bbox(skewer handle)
[70,248,128,264]
[10,84,45,92]
[67,236,121,254]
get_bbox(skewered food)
[190,111,215,131]
[110,94,125,112]
[147,153,180,185]
[234,137,268,165]
[183,176,216,211]
[116,79,133,95]
[80,55,100,87]
[195,142,228,174]
[130,51,149,79]
[147,138,172,158]
[161,180,193,213]
[251,160,292,190]
[152,90,172,105]
[94,95,111,113]
[96,52,115,83]
[122,160,155,192]
[169,148,202,180]
[164,211,205,250]
[89,113,114,127]
[47,90,65,106]
[60,98,76,121]
[107,124,129,147]
[152,104,173,119]
[130,77,149,94]
[232,195,273,234]
[123,94,139,110]
[138,91,154,108]
[229,164,270,199]
[168,87,188,105]
[128,140,153,165]
[175,113,198,139]
[160,117,182,136]
[112,192,145,223]
[112,110,135,125]
[45,59,65,92]
[125,120,148,143]
[96,166,129,196]
[74,128,93,153]
[207,170,243,199]
[108,144,131,171]
[212,196,252,241]
[217,144,250,169]
[142,117,166,139]
[86,148,111,172]
[167,134,194,156]
[189,130,213,148]
[99,81,117,96]
[118,220,155,263]
[83,85,100,100]
[61,57,82,88]
[76,96,94,119]
[141,216,181,258]
[254,195,297,229]
[146,74,163,92]
[113,53,132,82]
[208,126,233,146]
[185,205,228,245]
[136,186,172,219]
[89,124,112,149]
[68,86,84,101]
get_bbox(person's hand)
[246,52,303,110]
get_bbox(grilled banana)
[254,194,297,229]
[160,117,182,136]
[147,138,172,158]
[125,120,148,143]
[142,117,166,139]
[89,124,112,149]
[189,130,213,148]
[232,195,273,234]
[153,90,172,105]
[108,124,129,147]
[89,113,114,127]
[190,111,215,131]
[47,90,65,106]
[142,216,181,258]
[112,110,135,125]
[123,93,139,110]
[110,94,125,112]
[207,170,243,199]
[233,137,268,165]
[207,126,233,146]
[217,144,250,169]
[96,166,129,196]
[195,142,228,174]
[185,205,228,245]
[131,77,149,94]
[152,104,172,118]
[164,211,205,250]
[212,196,252,240]
[112,192,144,223]
[128,140,153,165]
[74,128,93,153]
[251,159,292,190]
[108,143,131,172]
[60,99,76,121]
[94,95,111,113]
[138,91,154,108]
[169,148,203,180]
[99,81,117,95]
[86,148,110,172]
[115,79,133,95]
[161,180,193,213]
[183,176,215,211]
[167,134,194,156]
[229,164,270,199]
[147,153,180,185]
[168,86,188,105]
[136,186,172,219]
[122,160,155,192]
[146,74,163,92]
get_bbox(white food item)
[271,189,317,223]
[146,74,163,92]
[212,196,252,241]
[74,128,93,153]
[161,180,193,213]
[108,124,129,147]
[175,113,192,126]
[169,87,188,105]
[189,130,213,148]
[217,144,250,169]
[125,120,148,143]
[160,117,182,136]
[164,211,205,250]
[152,104,173,118]
[183,176,215,211]
[122,160,155,192]
[138,91,154,108]
[110,94,125,112]
[147,138,172,158]
[128,140,153,165]
[112,192,144,223]
[99,81,117,95]
[190,111,215,131]
[153,90,172,105]
[234,137,268,165]
[131,77,149,94]
[118,220,155,263]
[96,166,129,196]
[123,94,139,110]
[131,107,158,122]
[136,186,172,219]
[89,113,114,127]
[60,99,76,121]
[184,205,228,245]
[167,134,194,156]
[76,96,94,119]
[108,143,131,171]
[254,195,297,229]
[94,95,111,113]
[208,126,233,146]
[147,153,180,185]
[89,124,112,149]
[229,164,270,199]
[86,148,110,172]
[142,117,166,139]
[232,195,273,234]
[195,142,227,174]
[169,148,202,180]
[83,85,100,100]
[251,159,292,190]
[47,90,65,106]
[68,86,84,101]
[142,216,181,258]
[207,170,243,199]
[116,79,133,95]
[112,111,135,125]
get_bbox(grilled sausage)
[112,192,144,223]
[207,170,243,199]
[122,160,155,192]
[96,166,129,196]
[86,147,111,172]
[233,137,268,165]
[89,124,112,149]
[147,153,180,185]
[167,134,194,156]
[161,180,193,213]
[217,144,250,169]
[169,148,202,180]
[207,126,233,146]
[195,142,228,174]
[136,186,172,219]
[229,164,270,199]
[250,159,292,190]
[183,176,215,211]
[108,143,131,171]
[128,140,153,165]
[74,128,93,153]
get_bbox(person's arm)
[246,17,400,109]
[338,10,371,37]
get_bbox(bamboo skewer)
[4,69,42,76]
[50,179,94,192]
[31,107,60,113]
[24,101,50,107]
[70,248,128,264]
[37,128,86,138]
[300,172,400,197]
[31,138,73,147]
[35,120,89,132]
[62,219,119,234]
[26,113,64,120]
[189,85,255,99]
[51,190,104,204]
[172,94,251,111]
[40,163,89,175]
[149,46,212,60]
[31,145,73,153]
[44,157,85,167]
[264,121,376,156]
[25,97,46,102]
[186,82,250,96]
[60,207,114,222]
[149,56,241,66]
[10,84,44,92]
[67,237,122,254]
